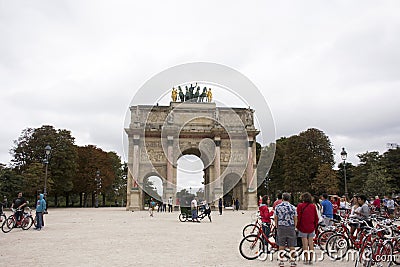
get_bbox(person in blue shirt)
[35,193,46,231]
[321,193,333,226]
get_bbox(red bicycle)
[239,223,302,261]
[1,207,34,233]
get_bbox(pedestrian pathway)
[1,208,356,266]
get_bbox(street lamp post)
[43,145,52,197]
[341,147,348,199]
[95,170,101,208]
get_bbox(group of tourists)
[257,191,395,266]
[148,196,174,216]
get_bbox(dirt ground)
[1,208,358,267]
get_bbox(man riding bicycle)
[11,192,27,224]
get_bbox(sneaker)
[289,261,297,267]
[278,261,285,267]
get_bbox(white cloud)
[1,0,399,170]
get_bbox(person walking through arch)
[149,198,156,217]
[168,196,173,212]
[235,198,240,211]
[218,197,223,215]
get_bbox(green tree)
[349,151,379,194]
[267,128,334,196]
[312,163,340,195]
[11,125,78,205]
[21,162,49,197]
[111,162,127,206]
[74,145,120,207]
[0,164,23,199]
[268,138,288,196]
[362,164,393,196]
[382,147,400,193]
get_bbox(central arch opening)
[176,149,206,207]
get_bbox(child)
[259,195,273,253]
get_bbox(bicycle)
[355,228,393,267]
[325,218,372,260]
[0,211,6,228]
[239,223,302,261]
[242,216,277,239]
[1,207,34,233]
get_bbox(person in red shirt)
[259,195,273,253]
[372,196,381,213]
[331,196,341,221]
[272,192,283,210]
[297,192,318,264]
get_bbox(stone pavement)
[1,208,357,267]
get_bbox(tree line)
[258,128,400,200]
[0,125,127,208]
[1,125,399,207]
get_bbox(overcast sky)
[1,1,399,168]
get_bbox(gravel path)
[1,208,358,266]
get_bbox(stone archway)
[125,102,259,210]
[176,148,210,207]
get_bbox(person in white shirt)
[168,197,173,212]
[191,198,199,222]
[387,196,395,218]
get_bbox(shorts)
[297,230,315,238]
[277,226,296,247]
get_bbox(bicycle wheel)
[178,213,187,222]
[21,215,33,230]
[325,234,350,260]
[317,230,336,249]
[1,216,16,233]
[371,240,393,267]
[239,234,265,260]
[242,224,259,237]
[355,245,372,267]
[393,239,400,265]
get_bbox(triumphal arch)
[125,100,259,210]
